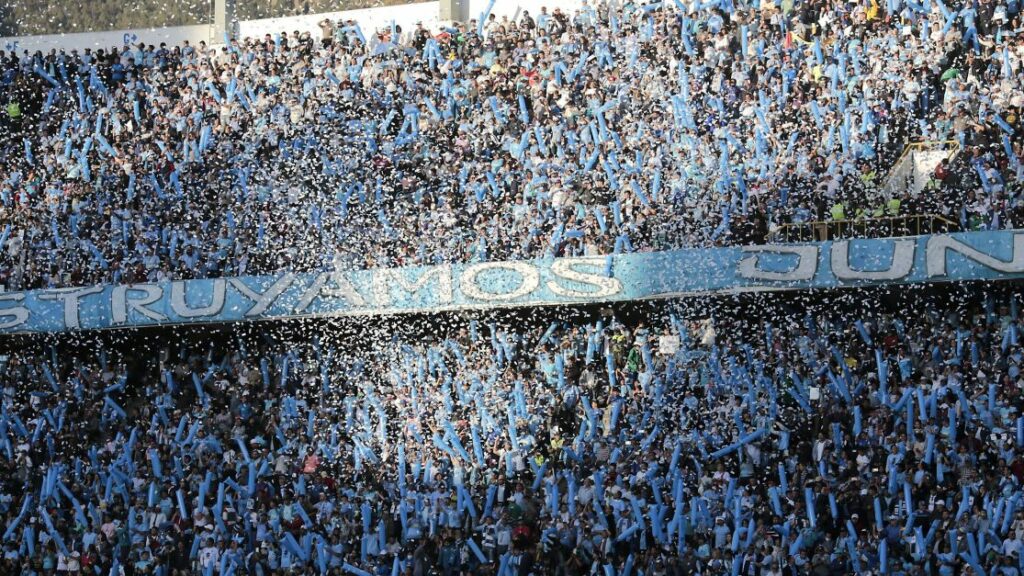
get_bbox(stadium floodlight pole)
[213,0,239,43]
[439,0,469,22]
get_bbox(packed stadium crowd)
[0,0,1022,291]
[3,0,1024,574]
[0,293,1021,575]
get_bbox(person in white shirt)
[576,478,595,507]
[1003,530,1023,557]
[199,538,220,569]
[66,551,81,573]
[56,551,69,572]
[658,330,680,356]
[495,519,511,557]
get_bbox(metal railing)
[891,139,961,169]
[768,214,960,243]
[880,140,961,198]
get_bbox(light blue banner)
[1,230,1022,334]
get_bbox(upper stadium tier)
[0,0,1020,291]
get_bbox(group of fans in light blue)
[0,0,1021,293]
[2,293,1024,575]
[0,0,1024,574]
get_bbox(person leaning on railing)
[870,197,901,219]
[829,201,846,222]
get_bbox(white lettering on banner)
[112,284,167,324]
[926,233,1024,277]
[170,280,227,318]
[6,231,1024,334]
[460,262,540,301]
[831,240,916,281]
[37,286,104,329]
[547,257,623,298]
[294,271,366,313]
[229,274,295,317]
[736,245,819,281]
[0,293,29,329]
[371,266,453,307]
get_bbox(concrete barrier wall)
[1,24,214,55]
[1,0,585,54]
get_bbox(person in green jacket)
[886,197,901,216]
[5,100,20,121]
[3,98,21,142]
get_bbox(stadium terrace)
[1,0,1024,575]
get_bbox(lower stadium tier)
[0,285,1020,575]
